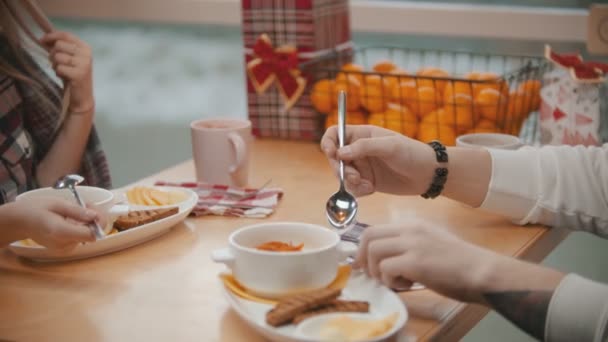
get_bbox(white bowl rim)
[15,185,114,205]
[456,132,522,148]
[228,221,339,256]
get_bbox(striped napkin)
[154,181,283,218]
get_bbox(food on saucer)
[266,288,342,327]
[265,288,371,327]
[20,239,39,247]
[319,312,399,341]
[256,241,304,252]
[113,207,179,231]
[292,300,370,324]
[126,187,188,206]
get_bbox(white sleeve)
[480,144,608,237]
[545,274,608,342]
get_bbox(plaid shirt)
[0,39,111,204]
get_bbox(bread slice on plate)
[113,207,179,231]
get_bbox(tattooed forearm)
[483,290,554,340]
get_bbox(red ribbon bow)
[247,34,306,110]
[546,45,608,83]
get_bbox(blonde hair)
[0,0,62,124]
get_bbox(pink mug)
[190,118,252,187]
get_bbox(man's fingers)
[321,125,373,156]
[337,136,397,161]
[367,237,407,280]
[378,256,414,289]
[320,126,338,157]
[355,225,401,274]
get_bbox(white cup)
[16,186,128,235]
[211,222,357,298]
[456,133,523,150]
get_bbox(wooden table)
[0,140,568,342]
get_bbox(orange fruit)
[389,80,417,104]
[465,71,482,80]
[421,108,450,126]
[443,80,474,102]
[361,74,383,86]
[384,68,412,90]
[476,119,497,130]
[373,60,398,74]
[474,88,508,123]
[467,127,496,134]
[361,75,388,112]
[410,86,440,118]
[310,79,335,114]
[416,67,450,94]
[419,108,457,145]
[341,63,364,73]
[418,122,456,146]
[506,90,527,119]
[332,75,361,111]
[339,63,365,85]
[517,79,541,111]
[443,93,477,133]
[325,109,367,129]
[503,91,530,135]
[368,103,418,137]
[473,72,509,97]
[467,119,498,133]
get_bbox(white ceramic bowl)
[211,222,357,298]
[456,132,523,150]
[16,186,127,235]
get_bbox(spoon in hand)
[325,90,358,229]
[54,174,105,240]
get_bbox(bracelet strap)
[421,140,448,199]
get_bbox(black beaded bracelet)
[421,140,448,199]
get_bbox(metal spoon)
[54,174,105,240]
[325,91,358,229]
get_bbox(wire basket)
[301,46,549,145]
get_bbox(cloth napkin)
[154,181,283,218]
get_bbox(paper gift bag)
[540,46,608,146]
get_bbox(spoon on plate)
[325,91,358,229]
[54,174,105,240]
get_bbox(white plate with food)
[220,270,408,342]
[8,185,197,262]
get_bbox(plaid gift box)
[242,0,352,140]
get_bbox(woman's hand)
[320,125,437,197]
[41,31,95,114]
[1,197,99,249]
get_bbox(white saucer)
[8,186,197,262]
[221,270,408,342]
